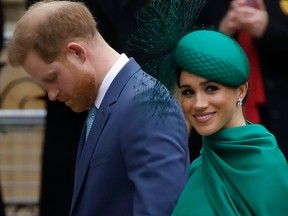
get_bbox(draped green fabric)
[172,123,288,216]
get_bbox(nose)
[194,94,208,110]
[46,86,60,101]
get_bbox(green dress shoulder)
[172,123,288,216]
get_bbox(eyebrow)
[180,80,213,88]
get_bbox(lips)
[194,112,215,122]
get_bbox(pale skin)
[219,0,268,38]
[22,34,120,113]
[179,71,248,136]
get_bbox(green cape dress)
[172,123,288,216]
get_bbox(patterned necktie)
[85,105,96,141]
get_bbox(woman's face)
[179,71,246,136]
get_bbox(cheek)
[213,95,237,121]
[210,94,231,107]
[57,81,73,98]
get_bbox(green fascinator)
[175,30,250,87]
[128,0,206,93]
[128,0,250,92]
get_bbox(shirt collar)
[95,53,129,108]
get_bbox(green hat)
[175,30,250,87]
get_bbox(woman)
[191,0,288,162]
[129,0,288,213]
[171,29,288,215]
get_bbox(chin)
[69,105,82,113]
[194,127,216,137]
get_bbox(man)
[25,0,149,215]
[7,1,189,215]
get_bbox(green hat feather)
[175,30,250,87]
[127,0,206,92]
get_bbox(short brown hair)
[8,0,97,66]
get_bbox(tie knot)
[88,105,97,120]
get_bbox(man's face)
[23,50,97,112]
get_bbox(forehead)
[23,50,62,80]
[180,71,207,83]
[180,70,235,90]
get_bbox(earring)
[237,98,243,106]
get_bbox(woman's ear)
[66,42,87,62]
[238,82,249,99]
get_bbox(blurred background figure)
[0,0,3,56]
[0,186,4,216]
[189,0,288,161]
[0,0,6,215]
[25,1,148,215]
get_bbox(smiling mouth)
[194,112,215,122]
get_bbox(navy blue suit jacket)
[70,59,189,216]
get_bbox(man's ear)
[66,42,87,62]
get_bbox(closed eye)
[44,73,57,83]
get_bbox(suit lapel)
[71,106,110,210]
[75,124,87,165]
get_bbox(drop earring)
[237,98,243,106]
